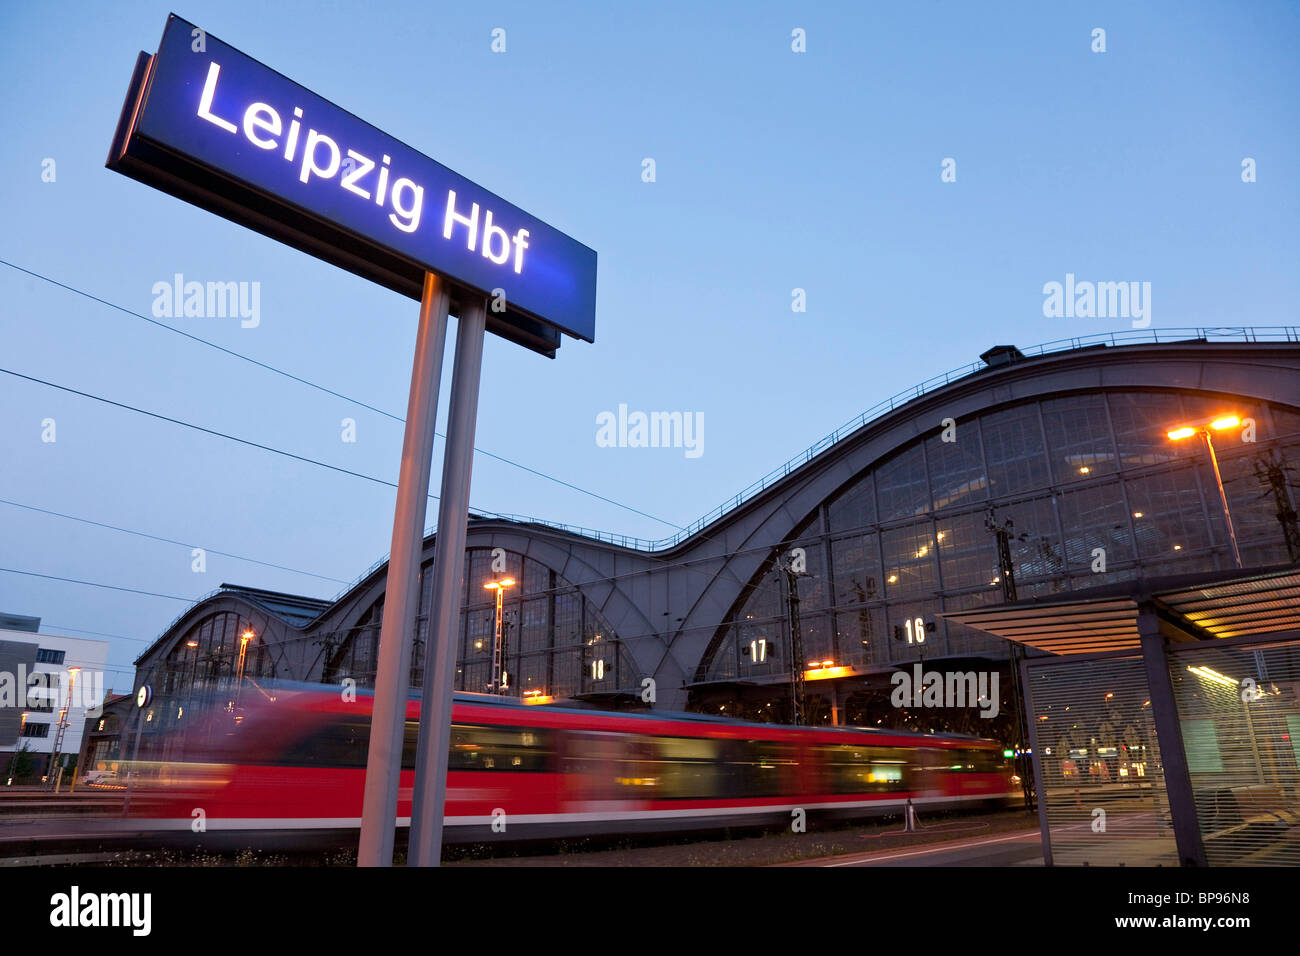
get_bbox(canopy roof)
[942,566,1300,655]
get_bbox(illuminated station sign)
[107,14,597,356]
[107,15,599,865]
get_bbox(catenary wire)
[0,498,351,586]
[0,257,682,531]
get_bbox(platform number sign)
[894,617,936,645]
[590,659,606,680]
[905,617,925,645]
[742,639,771,663]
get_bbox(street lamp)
[1166,414,1243,568]
[47,667,81,790]
[6,712,30,785]
[235,629,255,705]
[484,578,516,694]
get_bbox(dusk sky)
[2,1,1297,693]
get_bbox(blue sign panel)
[108,15,596,350]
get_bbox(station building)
[121,330,1300,755]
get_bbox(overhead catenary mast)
[775,547,808,726]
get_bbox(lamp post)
[6,712,29,785]
[235,629,255,705]
[1167,415,1243,569]
[184,639,199,723]
[484,578,516,694]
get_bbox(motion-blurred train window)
[562,731,627,798]
[280,718,552,771]
[916,747,1004,775]
[559,732,719,798]
[290,718,370,768]
[190,707,289,764]
[446,724,554,772]
[948,748,1005,773]
[813,745,908,793]
[729,740,799,797]
[650,736,722,799]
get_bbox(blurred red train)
[123,683,1018,844]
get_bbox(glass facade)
[161,610,271,698]
[324,547,635,700]
[128,610,277,746]
[699,391,1300,685]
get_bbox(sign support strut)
[408,295,488,867]
[357,272,451,867]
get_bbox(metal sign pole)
[408,296,488,867]
[357,273,452,867]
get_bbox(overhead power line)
[0,498,351,586]
[36,624,156,645]
[1,366,733,593]
[0,257,681,531]
[1,365,422,497]
[0,567,196,603]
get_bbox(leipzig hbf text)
[195,62,530,271]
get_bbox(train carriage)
[123,683,1018,844]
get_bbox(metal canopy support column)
[409,296,489,867]
[1136,602,1207,866]
[1022,653,1052,866]
[357,273,451,867]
